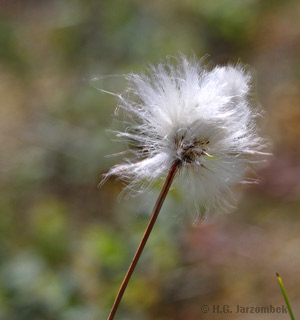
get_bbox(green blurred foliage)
[0,0,300,319]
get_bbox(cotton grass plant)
[99,55,269,320]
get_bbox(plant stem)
[276,273,295,320]
[107,161,179,320]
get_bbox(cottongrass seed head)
[102,55,269,217]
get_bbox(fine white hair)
[102,55,269,217]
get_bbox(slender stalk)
[276,273,295,320]
[107,161,180,320]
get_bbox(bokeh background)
[1,0,300,319]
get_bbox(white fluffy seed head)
[103,55,269,217]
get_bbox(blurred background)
[1,0,300,319]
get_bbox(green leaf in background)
[276,273,295,320]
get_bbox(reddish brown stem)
[107,161,179,320]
